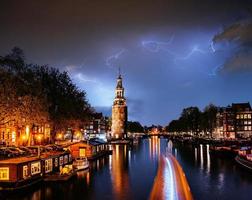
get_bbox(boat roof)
[0,156,40,165]
[240,146,251,150]
[0,151,69,164]
[88,138,107,146]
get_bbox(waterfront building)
[83,113,110,138]
[111,73,128,139]
[0,123,51,146]
[213,103,252,139]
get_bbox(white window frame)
[23,165,28,178]
[45,159,53,173]
[31,161,41,175]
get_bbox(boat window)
[23,165,28,178]
[45,159,53,173]
[55,158,58,167]
[31,162,41,175]
[79,148,86,157]
[64,155,68,164]
[60,156,63,165]
[0,167,9,180]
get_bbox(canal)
[4,137,252,200]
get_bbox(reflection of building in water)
[167,140,173,153]
[110,145,130,199]
[194,147,198,164]
[206,144,210,174]
[149,136,160,159]
[200,144,203,170]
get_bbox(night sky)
[1,0,252,125]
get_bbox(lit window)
[248,121,252,125]
[244,114,248,119]
[79,148,86,157]
[64,155,68,164]
[236,115,240,119]
[54,158,58,167]
[248,114,252,119]
[23,165,28,178]
[45,159,53,173]
[244,121,248,125]
[31,162,41,175]
[245,126,248,131]
[60,156,63,166]
[248,126,252,131]
[241,115,244,119]
[0,167,9,180]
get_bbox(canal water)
[3,137,252,200]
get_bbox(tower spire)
[118,66,121,77]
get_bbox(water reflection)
[194,147,197,164]
[173,143,252,200]
[200,144,203,170]
[5,139,252,200]
[206,144,210,174]
[110,145,130,199]
[149,136,161,159]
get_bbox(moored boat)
[209,145,237,158]
[235,155,252,170]
[44,165,77,182]
[73,157,89,171]
[235,146,252,170]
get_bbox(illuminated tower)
[111,71,127,139]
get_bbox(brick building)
[111,73,127,139]
[213,103,252,139]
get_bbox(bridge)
[149,154,193,200]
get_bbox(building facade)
[111,74,127,139]
[213,103,252,139]
[83,113,110,138]
[0,122,51,146]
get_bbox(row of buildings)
[0,113,110,147]
[0,73,128,146]
[214,103,252,139]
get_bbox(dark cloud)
[213,20,252,72]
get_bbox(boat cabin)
[0,156,42,190]
[65,138,108,159]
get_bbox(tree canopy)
[165,104,218,137]
[0,47,94,140]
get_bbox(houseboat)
[73,157,89,171]
[209,145,238,158]
[0,156,43,191]
[44,165,77,182]
[235,147,252,170]
[65,138,112,161]
[0,149,72,190]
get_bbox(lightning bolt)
[141,37,209,64]
[174,45,206,63]
[210,41,216,53]
[141,35,174,53]
[106,49,126,68]
[208,64,224,76]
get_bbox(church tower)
[111,71,127,139]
